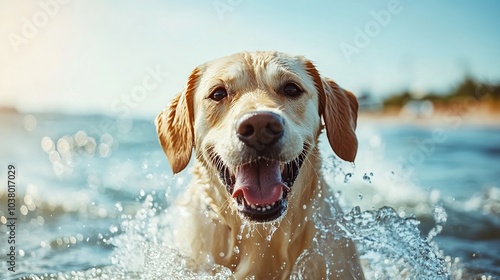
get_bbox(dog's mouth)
[213,149,307,223]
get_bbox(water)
[0,112,499,279]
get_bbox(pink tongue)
[232,160,286,205]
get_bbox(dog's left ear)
[304,61,358,162]
[155,68,199,173]
[320,78,358,162]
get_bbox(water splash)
[362,172,374,183]
[104,195,232,279]
[28,191,458,279]
[323,206,449,279]
[428,204,448,241]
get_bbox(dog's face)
[156,51,358,223]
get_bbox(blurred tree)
[382,76,500,109]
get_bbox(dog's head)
[156,51,358,223]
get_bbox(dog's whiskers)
[218,197,234,215]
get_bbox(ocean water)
[0,111,499,279]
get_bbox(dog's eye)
[282,83,303,97]
[209,87,228,101]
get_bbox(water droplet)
[362,173,372,183]
[434,204,447,220]
[358,193,363,200]
[344,173,353,184]
[233,246,240,254]
[351,206,361,215]
[334,191,342,199]
[115,203,123,212]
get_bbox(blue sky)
[1,0,499,116]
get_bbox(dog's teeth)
[246,202,276,212]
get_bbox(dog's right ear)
[155,68,200,174]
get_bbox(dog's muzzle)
[212,111,307,223]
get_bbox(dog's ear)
[304,61,358,162]
[321,78,358,162]
[155,68,200,173]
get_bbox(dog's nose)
[236,111,284,151]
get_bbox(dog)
[156,51,364,279]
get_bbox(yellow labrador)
[156,51,364,279]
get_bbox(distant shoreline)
[359,104,500,127]
[366,76,500,127]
